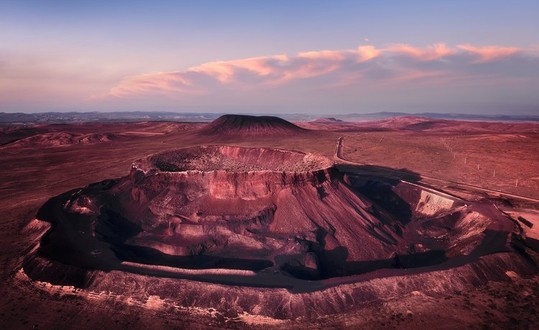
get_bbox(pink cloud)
[457,44,520,62]
[189,54,289,82]
[387,43,455,60]
[298,49,347,61]
[109,72,197,97]
[356,45,381,62]
[107,43,533,98]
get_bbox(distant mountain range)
[1,111,538,124]
[338,112,539,122]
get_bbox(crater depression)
[24,145,537,318]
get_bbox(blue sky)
[1,0,538,114]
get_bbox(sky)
[1,0,538,115]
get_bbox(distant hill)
[311,117,344,124]
[196,114,310,137]
[339,112,539,122]
[0,111,221,124]
[3,132,117,147]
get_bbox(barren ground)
[1,118,538,329]
[340,131,539,199]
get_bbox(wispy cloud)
[456,44,520,62]
[386,43,456,60]
[107,44,539,99]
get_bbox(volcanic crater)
[24,144,537,318]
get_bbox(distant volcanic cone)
[23,145,538,319]
[197,114,310,137]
